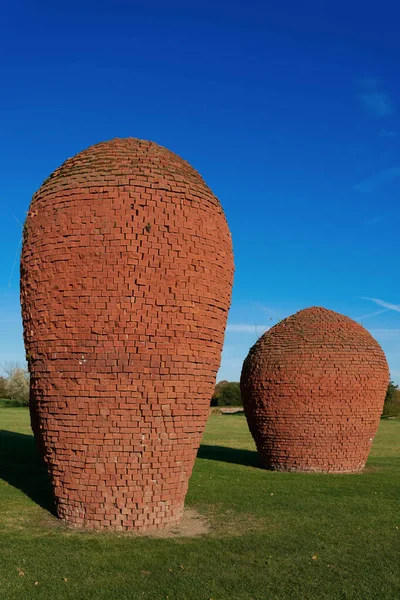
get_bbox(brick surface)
[240,307,389,473]
[20,138,234,531]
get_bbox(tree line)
[0,364,398,417]
[0,362,30,405]
[211,379,400,418]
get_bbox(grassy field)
[0,406,399,600]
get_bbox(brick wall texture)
[20,138,234,531]
[240,307,389,473]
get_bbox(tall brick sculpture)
[240,307,389,473]
[20,138,234,530]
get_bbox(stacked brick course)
[240,307,389,473]
[20,138,234,530]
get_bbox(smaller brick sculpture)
[240,307,389,473]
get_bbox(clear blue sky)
[1,1,399,383]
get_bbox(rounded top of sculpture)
[34,137,221,208]
[266,305,381,340]
[242,305,389,376]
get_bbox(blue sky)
[1,0,399,383]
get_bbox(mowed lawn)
[0,407,399,600]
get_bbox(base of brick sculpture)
[240,307,389,474]
[21,138,234,531]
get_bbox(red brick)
[21,138,234,531]
[240,307,389,473]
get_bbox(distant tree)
[211,381,242,407]
[382,380,400,418]
[2,361,21,378]
[0,376,9,399]
[2,363,30,406]
[385,381,398,403]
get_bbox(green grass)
[1,409,399,600]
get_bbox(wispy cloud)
[361,92,395,117]
[356,309,389,320]
[358,77,396,117]
[369,328,400,338]
[250,302,281,318]
[362,297,400,313]
[355,167,400,192]
[363,215,386,226]
[226,324,270,334]
[379,128,397,138]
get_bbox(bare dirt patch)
[137,507,210,538]
[56,507,210,538]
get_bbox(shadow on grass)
[197,444,261,468]
[0,429,56,515]
[0,428,260,514]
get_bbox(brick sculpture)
[240,307,389,473]
[20,138,234,530]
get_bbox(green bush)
[211,381,242,407]
[382,381,400,418]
